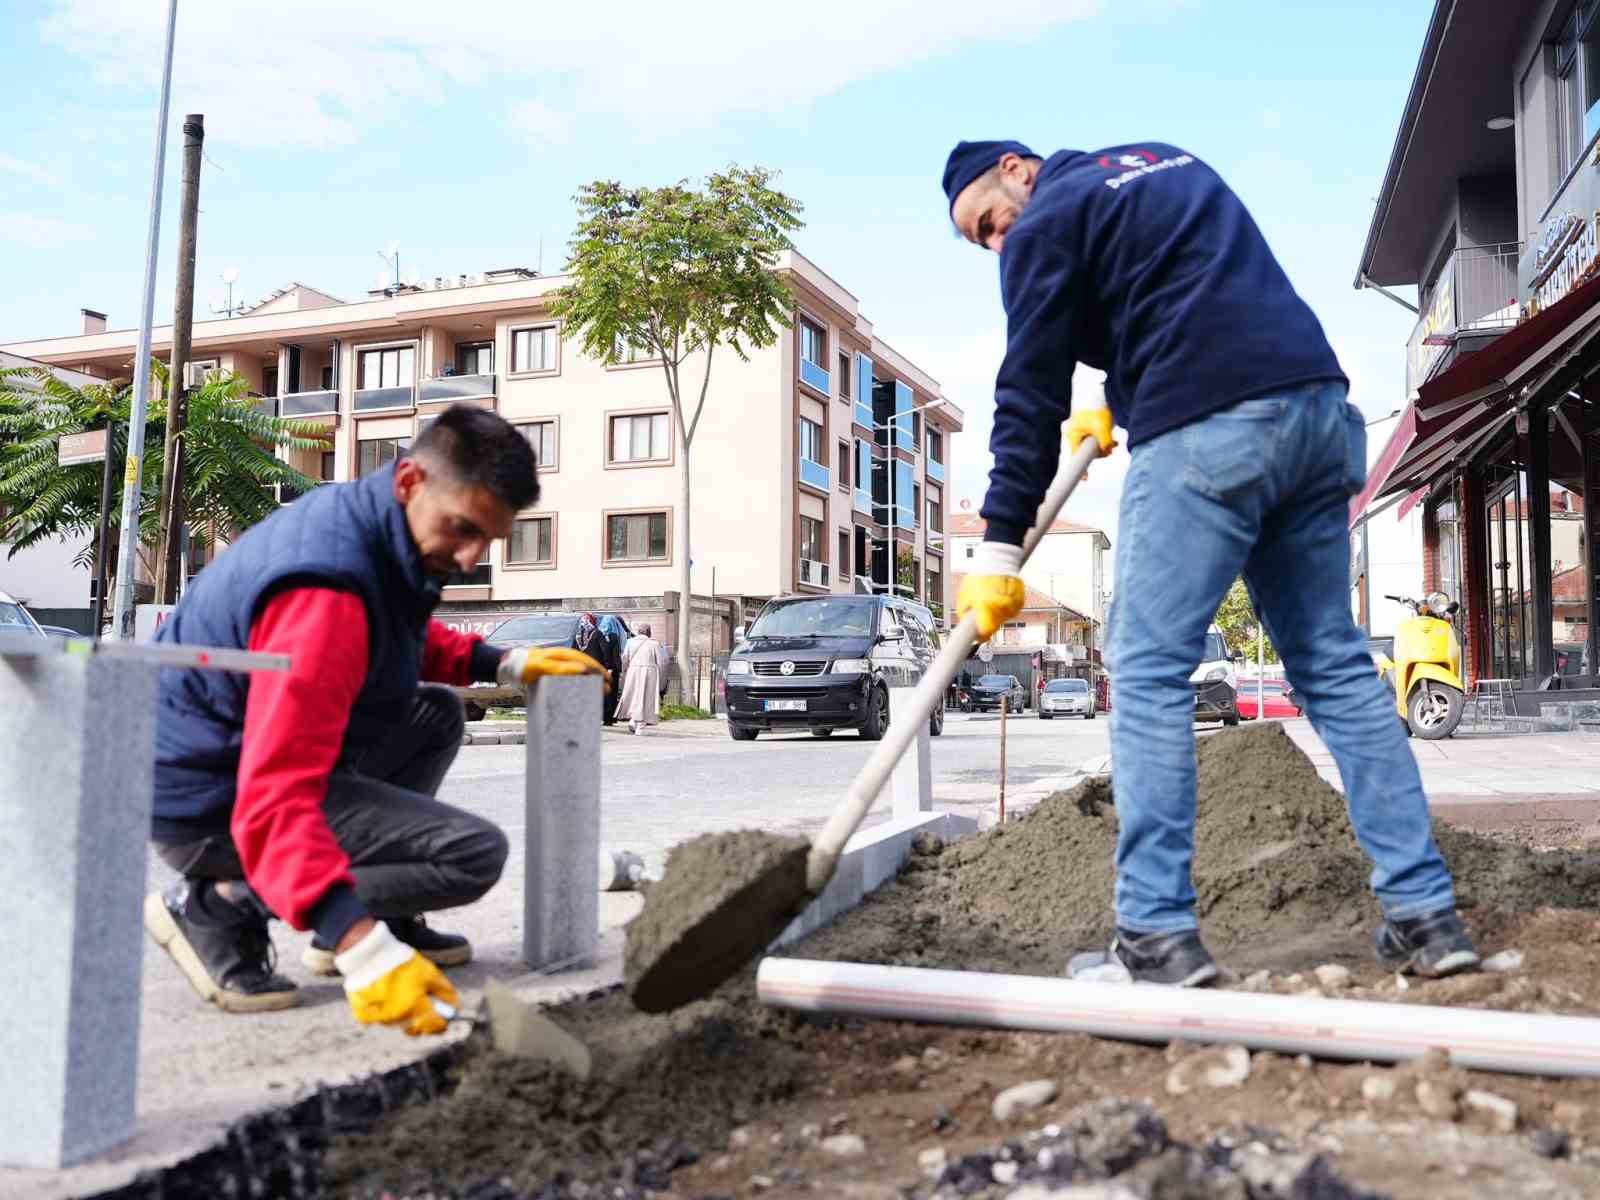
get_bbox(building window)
[913,483,922,528]
[357,437,409,477]
[517,420,558,470]
[912,409,923,447]
[838,351,852,400]
[508,516,554,566]
[456,341,494,375]
[926,492,942,532]
[606,510,669,563]
[839,529,851,583]
[799,515,824,565]
[609,412,671,464]
[799,317,827,369]
[511,325,557,373]
[357,345,414,389]
[837,438,850,491]
[612,332,654,365]
[319,365,334,390]
[927,428,944,465]
[799,416,824,465]
[447,549,492,588]
[927,565,943,611]
[319,450,336,482]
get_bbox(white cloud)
[0,155,56,184]
[1,212,93,249]
[508,100,571,147]
[36,0,1103,147]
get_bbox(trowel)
[627,402,1110,1013]
[432,981,592,1076]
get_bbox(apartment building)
[0,252,962,649]
[1351,0,1600,705]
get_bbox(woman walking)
[618,623,663,734]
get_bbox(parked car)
[1235,677,1302,720]
[968,673,1028,713]
[452,612,609,720]
[1039,676,1095,720]
[1192,623,1241,726]
[0,590,47,640]
[39,625,82,639]
[722,593,944,741]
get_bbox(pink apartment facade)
[0,252,962,651]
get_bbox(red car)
[1235,678,1302,720]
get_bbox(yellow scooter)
[1375,592,1464,740]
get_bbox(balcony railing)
[419,373,496,404]
[353,385,416,412]
[799,457,830,492]
[1406,242,1522,394]
[926,528,944,548]
[280,389,340,418]
[926,458,945,483]
[854,486,873,516]
[799,358,830,396]
[799,558,830,588]
[853,397,873,430]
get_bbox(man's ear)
[393,457,425,504]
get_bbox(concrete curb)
[462,725,526,746]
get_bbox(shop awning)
[1373,271,1600,501]
[1349,405,1418,528]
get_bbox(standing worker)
[943,140,1478,986]
[144,405,609,1033]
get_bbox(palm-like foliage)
[0,362,328,575]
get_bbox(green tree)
[550,165,803,688]
[896,546,917,596]
[0,363,327,590]
[1214,577,1278,664]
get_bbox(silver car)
[1039,676,1096,720]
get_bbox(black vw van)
[723,594,944,741]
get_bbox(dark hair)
[408,405,539,511]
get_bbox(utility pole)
[155,113,203,604]
[110,0,179,641]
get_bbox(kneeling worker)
[145,405,608,1034]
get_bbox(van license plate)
[765,699,807,712]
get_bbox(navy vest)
[151,464,441,834]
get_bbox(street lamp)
[1365,408,1402,427]
[871,398,949,603]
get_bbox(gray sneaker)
[144,881,299,1013]
[1374,908,1480,977]
[1068,927,1220,988]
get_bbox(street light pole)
[873,398,948,600]
[110,0,179,641]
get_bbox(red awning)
[1349,404,1417,527]
[1373,270,1600,501]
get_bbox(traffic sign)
[977,642,994,663]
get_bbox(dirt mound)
[326,724,1600,1198]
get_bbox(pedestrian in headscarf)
[596,615,630,725]
[573,613,613,723]
[618,623,663,734]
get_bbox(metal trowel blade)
[483,978,592,1078]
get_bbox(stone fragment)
[917,1145,947,1178]
[1464,1089,1519,1134]
[1415,1079,1461,1121]
[820,1134,865,1157]
[1166,1045,1251,1095]
[1313,963,1353,990]
[1483,949,1525,973]
[1361,1075,1396,1104]
[993,1079,1059,1122]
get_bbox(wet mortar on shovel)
[247,725,1600,1198]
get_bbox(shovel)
[626,404,1109,1013]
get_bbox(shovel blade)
[483,978,593,1078]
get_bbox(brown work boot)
[144,881,300,1013]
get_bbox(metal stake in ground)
[999,693,1007,823]
[624,402,1107,1014]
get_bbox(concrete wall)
[0,536,91,609]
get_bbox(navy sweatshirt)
[980,143,1346,546]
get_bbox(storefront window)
[1484,457,1532,683]
[1549,393,1589,675]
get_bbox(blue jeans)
[1106,381,1456,933]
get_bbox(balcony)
[799,558,830,588]
[1406,242,1521,394]
[926,528,944,549]
[280,389,340,418]
[353,385,415,412]
[799,457,830,492]
[799,358,830,396]
[854,397,873,431]
[853,486,873,516]
[419,373,496,404]
[926,457,946,484]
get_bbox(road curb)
[462,726,526,746]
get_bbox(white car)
[1039,676,1096,720]
[0,589,47,640]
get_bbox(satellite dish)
[959,498,972,510]
[385,240,400,257]
[221,266,239,284]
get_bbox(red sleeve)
[232,587,368,931]
[421,619,484,685]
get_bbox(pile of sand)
[329,723,1600,1197]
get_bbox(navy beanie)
[942,139,1036,212]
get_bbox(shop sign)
[1526,211,1600,318]
[1408,255,1456,387]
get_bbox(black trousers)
[156,685,508,921]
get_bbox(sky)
[1,0,1434,547]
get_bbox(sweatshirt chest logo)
[1095,149,1196,191]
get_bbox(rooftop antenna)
[211,266,243,317]
[378,240,401,288]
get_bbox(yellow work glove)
[336,922,459,1036]
[1066,406,1117,465]
[497,645,611,693]
[956,542,1026,642]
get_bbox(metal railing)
[1406,242,1522,393]
[353,385,416,412]
[280,389,339,417]
[419,373,496,404]
[799,358,830,395]
[799,557,830,587]
[799,457,830,492]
